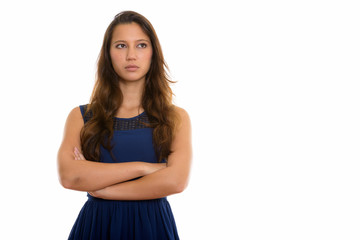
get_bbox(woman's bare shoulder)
[173,105,191,130]
[173,105,189,117]
[68,106,83,121]
[62,106,84,132]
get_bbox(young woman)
[57,11,192,239]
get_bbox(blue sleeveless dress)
[68,105,179,240]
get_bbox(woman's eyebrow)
[112,39,150,45]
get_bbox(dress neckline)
[114,111,146,120]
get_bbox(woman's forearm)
[90,165,188,200]
[58,148,165,192]
[60,160,145,192]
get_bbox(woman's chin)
[119,76,146,83]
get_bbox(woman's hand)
[88,188,107,199]
[74,147,86,160]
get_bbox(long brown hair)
[80,11,178,162]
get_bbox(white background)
[0,0,359,239]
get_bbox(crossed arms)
[57,106,192,200]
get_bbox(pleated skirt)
[68,195,179,240]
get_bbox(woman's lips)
[125,65,139,71]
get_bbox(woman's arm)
[89,107,192,200]
[57,107,165,192]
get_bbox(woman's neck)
[118,80,144,112]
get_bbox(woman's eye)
[116,44,126,49]
[138,43,147,48]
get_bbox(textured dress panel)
[68,104,179,240]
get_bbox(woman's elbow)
[172,178,189,194]
[57,165,81,190]
[59,177,72,189]
[57,156,82,190]
[174,184,186,194]
[58,173,78,190]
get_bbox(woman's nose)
[126,47,137,60]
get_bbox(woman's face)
[110,22,153,83]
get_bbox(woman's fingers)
[74,147,80,154]
[74,147,85,160]
[88,191,99,198]
[79,152,86,160]
[74,147,79,160]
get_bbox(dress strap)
[79,104,92,123]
